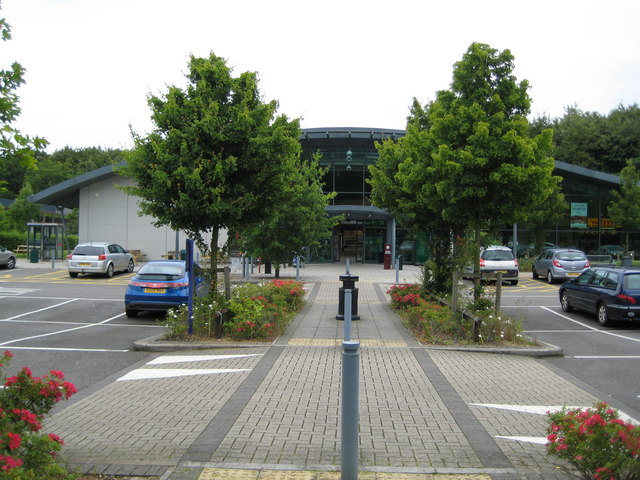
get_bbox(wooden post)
[451,271,459,314]
[224,266,231,300]
[495,272,502,312]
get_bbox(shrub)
[546,402,639,480]
[163,292,228,339]
[0,351,77,479]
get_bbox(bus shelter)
[27,223,67,262]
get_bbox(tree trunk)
[209,228,219,290]
[275,266,280,278]
[473,223,482,301]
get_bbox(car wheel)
[127,259,134,273]
[560,290,573,312]
[547,270,555,284]
[105,263,114,278]
[6,256,15,269]
[532,267,538,279]
[125,308,138,318]
[597,303,611,327]
[69,272,78,278]
[510,280,518,286]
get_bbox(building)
[30,127,634,264]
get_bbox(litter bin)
[397,254,404,270]
[29,249,39,263]
[621,255,632,268]
[337,274,360,320]
[180,249,186,260]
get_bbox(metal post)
[346,258,350,274]
[395,257,399,283]
[344,289,352,341]
[186,239,194,335]
[341,340,360,480]
[51,248,55,269]
[296,255,301,282]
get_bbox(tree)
[7,182,41,229]
[608,159,640,253]
[371,43,560,292]
[120,53,301,285]
[240,156,339,277]
[0,12,47,195]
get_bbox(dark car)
[124,260,209,317]
[558,266,640,326]
[532,248,590,283]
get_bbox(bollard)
[343,289,352,341]
[51,248,55,269]
[341,340,360,480]
[337,273,359,320]
[395,257,399,283]
[296,255,301,282]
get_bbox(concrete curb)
[133,334,564,357]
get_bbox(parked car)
[532,248,590,283]
[124,260,209,317]
[475,246,519,285]
[0,245,16,269]
[559,266,640,326]
[596,245,625,257]
[67,242,134,278]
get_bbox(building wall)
[78,175,226,261]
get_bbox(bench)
[15,245,28,254]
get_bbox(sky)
[2,0,640,153]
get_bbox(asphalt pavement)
[14,258,636,480]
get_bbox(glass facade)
[301,129,629,264]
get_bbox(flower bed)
[387,283,528,345]
[162,279,305,341]
[546,402,639,479]
[0,350,77,479]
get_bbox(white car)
[479,246,519,285]
[67,242,134,278]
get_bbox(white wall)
[78,175,227,261]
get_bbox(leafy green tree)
[7,182,41,229]
[551,105,608,171]
[608,159,640,252]
[0,13,47,195]
[371,43,560,291]
[121,53,301,285]
[240,156,339,277]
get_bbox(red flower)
[0,454,23,471]
[50,370,65,379]
[6,432,21,450]
[48,433,64,445]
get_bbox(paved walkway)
[41,261,613,480]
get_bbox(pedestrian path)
[43,262,610,480]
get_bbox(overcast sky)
[2,0,640,153]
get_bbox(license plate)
[567,272,580,276]
[495,270,507,274]
[78,262,91,266]
[144,288,166,294]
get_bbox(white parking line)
[4,345,129,353]
[541,307,640,344]
[0,299,78,322]
[0,312,126,346]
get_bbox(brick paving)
[40,262,612,479]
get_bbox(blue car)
[124,260,209,318]
[559,266,640,326]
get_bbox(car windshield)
[557,252,586,261]
[623,274,640,290]
[73,246,104,256]
[483,250,514,261]
[137,264,184,280]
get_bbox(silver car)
[532,248,590,283]
[67,242,134,278]
[0,245,16,269]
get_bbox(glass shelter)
[27,223,67,261]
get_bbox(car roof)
[546,248,585,253]
[76,242,112,246]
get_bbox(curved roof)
[28,129,621,209]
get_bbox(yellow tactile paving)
[198,468,491,479]
[288,338,407,347]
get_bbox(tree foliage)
[7,182,40,229]
[370,43,560,292]
[0,13,47,195]
[120,53,301,284]
[240,155,339,276]
[608,159,640,252]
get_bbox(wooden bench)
[15,245,28,254]
[129,249,148,264]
